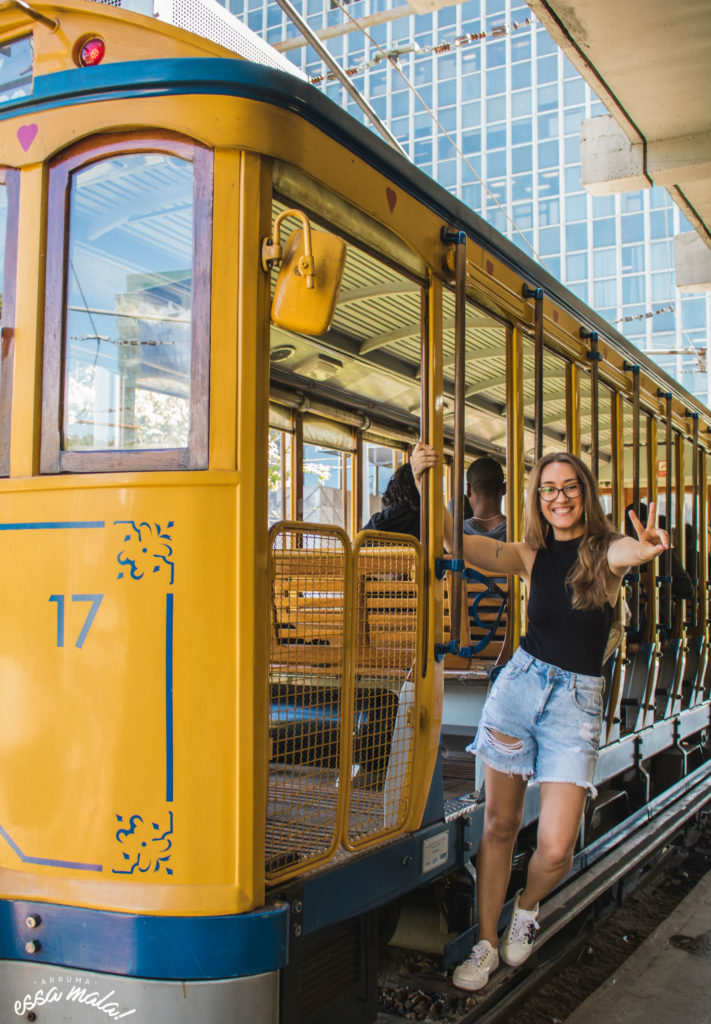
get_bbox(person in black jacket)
[364,463,420,539]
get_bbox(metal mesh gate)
[266,525,422,882]
[345,535,421,848]
[266,523,351,881]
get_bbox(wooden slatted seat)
[356,573,419,677]
[269,543,419,776]
[271,549,346,671]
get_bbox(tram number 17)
[49,594,104,649]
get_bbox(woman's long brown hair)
[523,452,619,610]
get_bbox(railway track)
[378,768,711,1024]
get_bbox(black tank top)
[520,534,614,675]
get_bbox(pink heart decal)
[386,187,397,213]
[17,124,38,152]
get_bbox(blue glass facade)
[230,0,711,403]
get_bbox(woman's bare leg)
[477,757,528,946]
[518,781,587,911]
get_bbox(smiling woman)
[411,441,668,992]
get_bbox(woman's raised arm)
[410,442,532,578]
[607,500,669,576]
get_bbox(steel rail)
[378,765,711,1024]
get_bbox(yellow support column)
[646,415,659,641]
[234,151,272,910]
[606,390,625,741]
[210,149,241,470]
[565,360,581,458]
[414,272,443,826]
[610,392,625,530]
[506,325,525,651]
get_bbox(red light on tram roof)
[76,36,106,67]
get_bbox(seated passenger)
[447,491,474,520]
[463,457,507,541]
[363,463,420,540]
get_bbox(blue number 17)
[49,594,104,649]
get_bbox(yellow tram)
[0,2,709,1022]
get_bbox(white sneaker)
[452,939,499,991]
[499,890,540,966]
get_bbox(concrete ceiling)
[527,0,711,255]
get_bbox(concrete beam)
[674,232,711,292]
[580,115,650,195]
[647,132,711,187]
[582,116,711,195]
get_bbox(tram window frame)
[0,167,20,477]
[40,132,213,474]
[268,426,294,524]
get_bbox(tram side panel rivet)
[25,940,41,954]
[292,924,302,938]
[401,856,413,868]
[291,900,303,914]
[25,916,41,929]
[26,1013,37,1022]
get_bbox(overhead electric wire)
[327,0,549,268]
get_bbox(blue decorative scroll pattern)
[115,521,174,584]
[112,812,174,875]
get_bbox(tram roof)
[1,0,708,427]
[527,0,711,253]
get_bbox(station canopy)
[527,0,711,288]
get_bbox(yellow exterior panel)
[0,475,260,915]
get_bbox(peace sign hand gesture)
[627,500,669,561]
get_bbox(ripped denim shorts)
[468,646,604,797]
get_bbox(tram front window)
[63,152,194,452]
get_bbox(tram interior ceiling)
[0,4,710,1024]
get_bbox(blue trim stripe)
[165,592,174,803]
[0,898,289,979]
[0,823,102,872]
[0,521,105,530]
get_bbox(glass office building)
[227,0,711,403]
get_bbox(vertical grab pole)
[583,329,600,480]
[674,432,685,636]
[419,283,430,676]
[442,228,467,651]
[625,362,641,629]
[646,415,659,642]
[687,412,699,630]
[523,284,544,463]
[699,447,708,642]
[506,325,525,654]
[659,391,673,634]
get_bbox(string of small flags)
[309,16,533,84]
[613,304,674,325]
